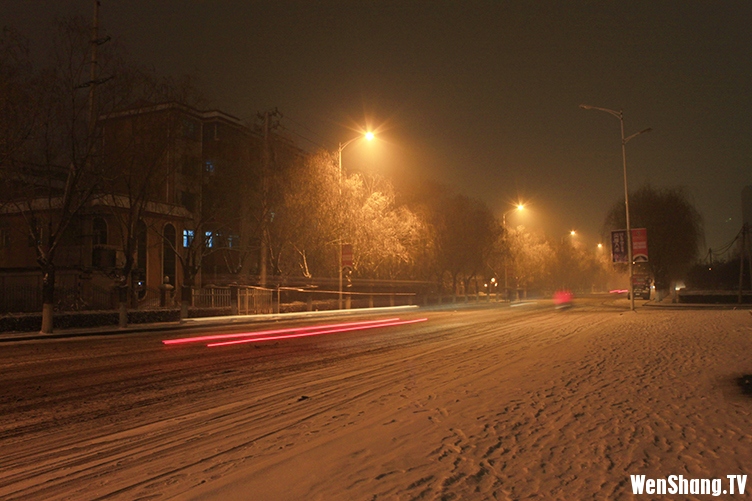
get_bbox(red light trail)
[162,317,426,347]
[206,318,428,347]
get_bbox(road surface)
[1,297,751,500]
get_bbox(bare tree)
[167,133,243,318]
[1,18,116,333]
[100,87,190,327]
[0,29,36,182]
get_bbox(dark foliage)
[603,185,704,290]
[686,257,750,290]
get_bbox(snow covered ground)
[1,302,752,500]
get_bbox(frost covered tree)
[346,174,425,280]
[505,226,554,294]
[268,150,341,278]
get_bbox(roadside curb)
[0,305,420,343]
[643,301,751,311]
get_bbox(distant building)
[0,102,305,313]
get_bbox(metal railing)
[192,287,232,308]
[237,287,273,314]
[1,284,42,313]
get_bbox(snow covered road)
[1,301,752,500]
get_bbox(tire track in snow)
[1,307,564,500]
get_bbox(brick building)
[0,102,303,313]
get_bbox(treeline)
[0,18,620,311]
[258,148,619,296]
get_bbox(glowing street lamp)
[337,131,375,309]
[502,203,524,301]
[502,203,524,233]
[580,104,651,311]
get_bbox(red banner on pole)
[631,228,648,262]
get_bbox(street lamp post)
[502,204,524,302]
[580,104,651,311]
[337,131,374,309]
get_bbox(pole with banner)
[611,229,649,302]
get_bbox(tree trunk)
[180,261,198,321]
[40,266,55,334]
[181,285,191,321]
[118,285,128,328]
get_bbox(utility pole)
[749,224,752,294]
[86,1,112,135]
[88,0,99,136]
[258,108,281,288]
[259,111,270,288]
[739,224,746,304]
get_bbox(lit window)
[205,160,215,173]
[205,231,214,248]
[183,229,194,247]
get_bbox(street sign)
[611,228,648,263]
[341,243,353,268]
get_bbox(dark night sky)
[3,1,751,252]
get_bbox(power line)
[280,113,333,147]
[241,108,337,151]
[277,123,328,150]
[709,225,745,261]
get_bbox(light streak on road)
[510,301,537,308]
[162,318,403,346]
[206,318,429,347]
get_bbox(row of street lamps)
[333,104,649,310]
[500,105,650,310]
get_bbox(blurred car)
[553,289,573,309]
